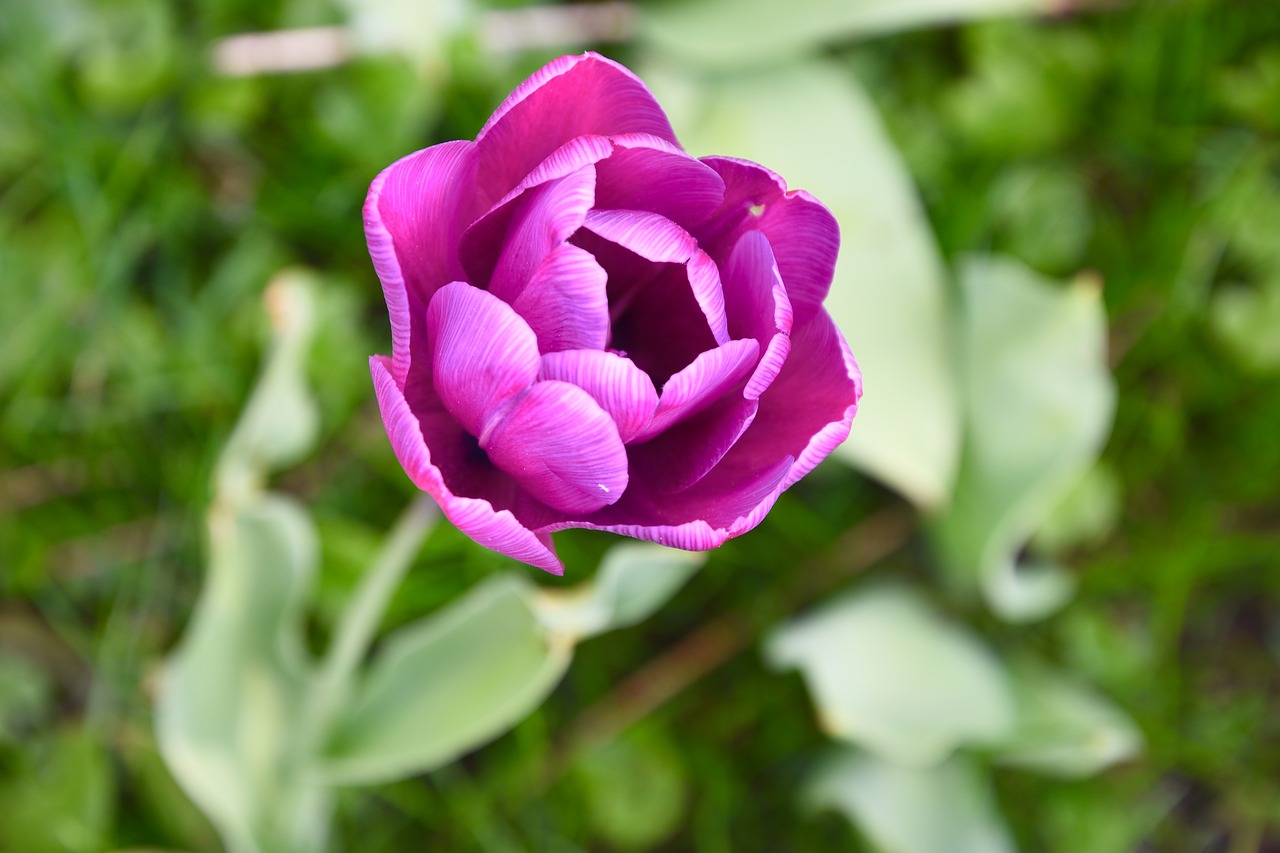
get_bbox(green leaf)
[807,748,1015,853]
[319,575,570,786]
[765,586,1017,765]
[532,542,704,640]
[214,270,321,505]
[1211,277,1280,373]
[641,59,960,508]
[155,497,324,853]
[931,256,1114,620]
[991,661,1143,778]
[642,0,1061,68]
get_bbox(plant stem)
[307,494,439,746]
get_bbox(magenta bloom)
[366,53,861,573]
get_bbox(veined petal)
[632,338,759,442]
[595,136,725,231]
[700,156,839,329]
[722,230,795,400]
[538,349,658,443]
[370,355,563,573]
[481,381,628,515]
[584,209,729,345]
[628,394,758,492]
[513,244,610,353]
[474,52,678,207]
[427,282,539,437]
[461,165,597,301]
[365,140,478,385]
[710,308,862,489]
[490,135,615,213]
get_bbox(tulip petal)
[370,355,563,573]
[474,52,679,207]
[513,244,610,353]
[628,394,758,492]
[572,228,717,386]
[722,230,795,400]
[427,282,539,437]
[595,135,725,231]
[712,308,862,489]
[583,208,729,345]
[482,380,628,515]
[365,140,478,385]
[700,156,839,328]
[632,338,759,442]
[490,134,615,212]
[538,349,658,443]
[461,165,597,300]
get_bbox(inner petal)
[480,380,628,515]
[572,228,717,388]
[427,282,539,437]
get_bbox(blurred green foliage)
[2,0,1279,850]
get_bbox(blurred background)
[1,0,1279,850]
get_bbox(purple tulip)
[366,52,862,573]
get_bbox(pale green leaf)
[155,497,323,853]
[807,749,1015,853]
[1211,278,1280,372]
[642,0,1059,68]
[931,256,1114,620]
[533,543,704,640]
[992,661,1143,778]
[215,271,321,504]
[319,575,570,785]
[765,586,1017,765]
[641,59,960,508]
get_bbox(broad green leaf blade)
[533,543,705,640]
[765,586,1016,765]
[155,497,322,853]
[642,59,960,508]
[992,662,1143,778]
[320,575,571,786]
[642,0,1060,69]
[931,256,1114,620]
[807,749,1015,853]
[215,271,320,504]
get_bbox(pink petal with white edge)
[474,53,679,207]
[538,349,658,443]
[595,135,725,231]
[722,230,795,400]
[462,165,597,301]
[493,166,597,302]
[513,244,610,353]
[632,338,759,442]
[427,282,539,437]
[709,308,862,490]
[533,454,794,551]
[365,140,478,385]
[700,156,839,329]
[583,209,729,344]
[370,355,563,573]
[490,135,615,212]
[481,380,628,515]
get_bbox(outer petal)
[538,349,658,443]
[699,156,839,328]
[474,52,679,207]
[365,140,478,385]
[427,282,539,437]
[370,355,563,573]
[481,381,628,515]
[513,244,610,353]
